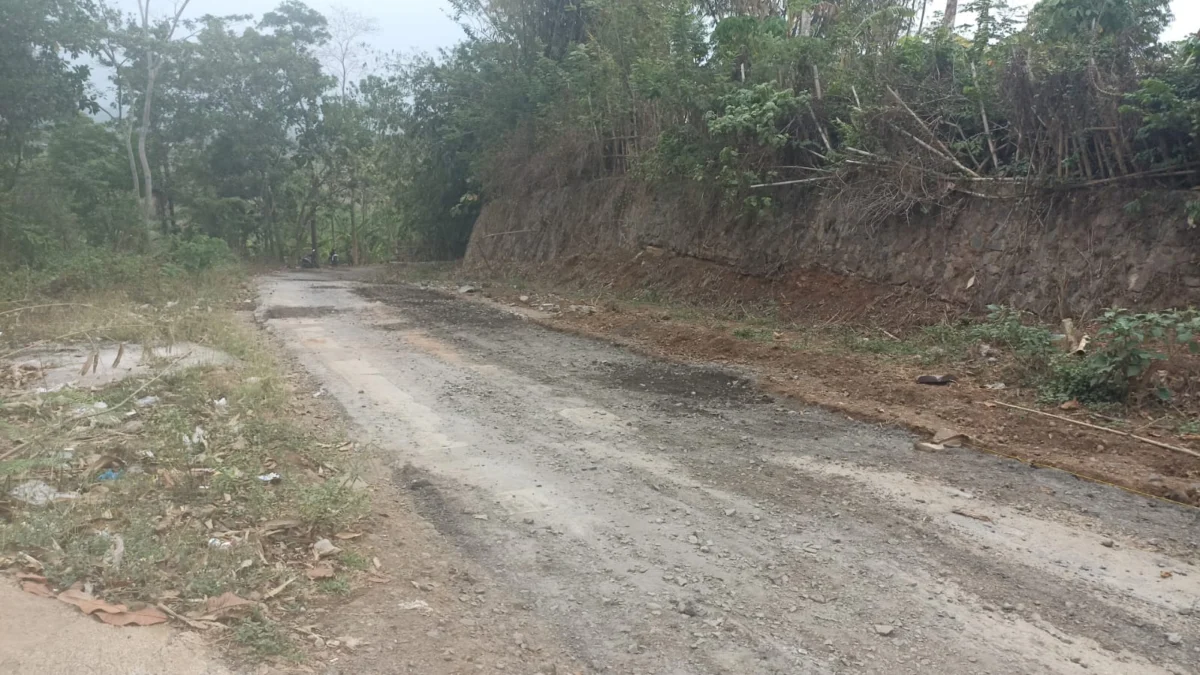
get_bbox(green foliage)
[4,0,1199,269]
[1061,308,1200,402]
[707,84,804,148]
[970,305,1059,378]
[167,235,236,273]
[1029,0,1172,47]
[233,616,297,659]
[971,305,1200,404]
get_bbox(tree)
[132,0,192,227]
[320,6,377,99]
[943,0,958,29]
[0,0,99,188]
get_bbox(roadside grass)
[0,260,370,663]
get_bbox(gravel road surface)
[257,271,1200,675]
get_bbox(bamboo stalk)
[971,63,1000,171]
[990,400,1200,460]
[749,177,832,189]
[887,86,982,178]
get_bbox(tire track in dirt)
[258,272,1200,675]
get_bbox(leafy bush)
[167,235,235,273]
[966,305,1200,404]
[1056,308,1200,403]
[969,305,1059,380]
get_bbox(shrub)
[167,235,235,273]
[969,305,1058,381]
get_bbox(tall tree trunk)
[349,182,359,265]
[138,65,157,227]
[309,210,319,260]
[943,0,958,30]
[161,151,176,232]
[124,120,139,199]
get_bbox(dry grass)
[0,265,372,663]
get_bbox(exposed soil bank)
[467,180,1200,319]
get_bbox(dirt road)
[258,271,1200,675]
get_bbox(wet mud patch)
[356,284,524,332]
[594,361,760,403]
[393,463,474,544]
[374,321,412,331]
[261,305,342,320]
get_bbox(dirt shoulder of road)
[0,271,582,674]
[370,259,1200,509]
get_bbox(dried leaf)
[1059,400,1081,411]
[97,605,169,627]
[21,581,54,598]
[306,564,335,580]
[260,518,303,533]
[111,343,125,369]
[333,532,362,540]
[192,591,256,620]
[58,588,128,615]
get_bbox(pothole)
[261,305,342,320]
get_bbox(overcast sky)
[107,0,1199,62]
[92,0,1197,105]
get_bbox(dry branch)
[887,86,982,179]
[990,400,1200,460]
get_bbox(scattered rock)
[916,375,957,386]
[457,286,478,294]
[724,509,737,517]
[1060,399,1082,411]
[874,625,895,636]
[1101,539,1115,548]
[569,305,598,315]
[312,539,341,559]
[913,442,945,452]
[1167,633,1182,646]
[932,429,968,447]
[518,295,531,304]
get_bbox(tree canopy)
[2,0,1198,270]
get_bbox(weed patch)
[0,267,370,662]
